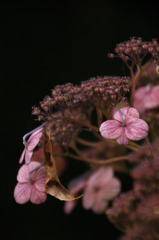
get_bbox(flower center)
[117,108,126,127]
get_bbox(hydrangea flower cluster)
[14,37,159,240]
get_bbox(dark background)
[1,1,159,240]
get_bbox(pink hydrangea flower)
[99,107,149,145]
[64,172,90,214]
[134,85,159,113]
[82,168,120,214]
[14,161,47,204]
[19,127,43,164]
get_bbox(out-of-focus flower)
[134,85,159,113]
[64,174,88,214]
[82,168,121,214]
[14,161,47,204]
[19,127,43,164]
[99,107,149,145]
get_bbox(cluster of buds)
[106,140,159,240]
[81,76,130,105]
[108,37,159,66]
[43,109,87,146]
[33,76,130,121]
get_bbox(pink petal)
[116,129,129,145]
[97,168,114,188]
[144,90,159,109]
[27,161,40,171]
[82,168,113,209]
[25,150,33,164]
[27,127,43,143]
[113,107,129,122]
[27,130,43,151]
[92,198,108,214]
[30,186,47,204]
[99,120,123,139]
[125,117,149,141]
[99,178,121,201]
[86,168,108,189]
[69,180,87,196]
[134,99,146,113]
[14,183,31,204]
[87,168,113,189]
[114,107,139,122]
[127,108,140,118]
[17,164,29,183]
[28,162,46,192]
[34,166,46,180]
[64,200,77,214]
[64,173,89,214]
[134,85,159,113]
[134,87,147,102]
[34,172,46,192]
[82,189,95,209]
[19,149,25,164]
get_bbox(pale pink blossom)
[64,172,90,214]
[99,107,149,145]
[14,161,47,204]
[19,127,43,164]
[134,85,159,113]
[82,168,120,214]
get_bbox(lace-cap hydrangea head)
[14,37,159,240]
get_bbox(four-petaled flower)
[14,161,47,204]
[19,127,43,164]
[99,107,149,145]
[82,168,121,214]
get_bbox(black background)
[1,1,159,240]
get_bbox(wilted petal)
[125,117,149,141]
[116,129,129,145]
[46,180,81,201]
[99,120,123,139]
[14,183,31,204]
[30,186,47,204]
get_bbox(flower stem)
[67,153,129,166]
[63,116,99,132]
[76,137,105,147]
[130,65,143,106]
[95,102,103,126]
